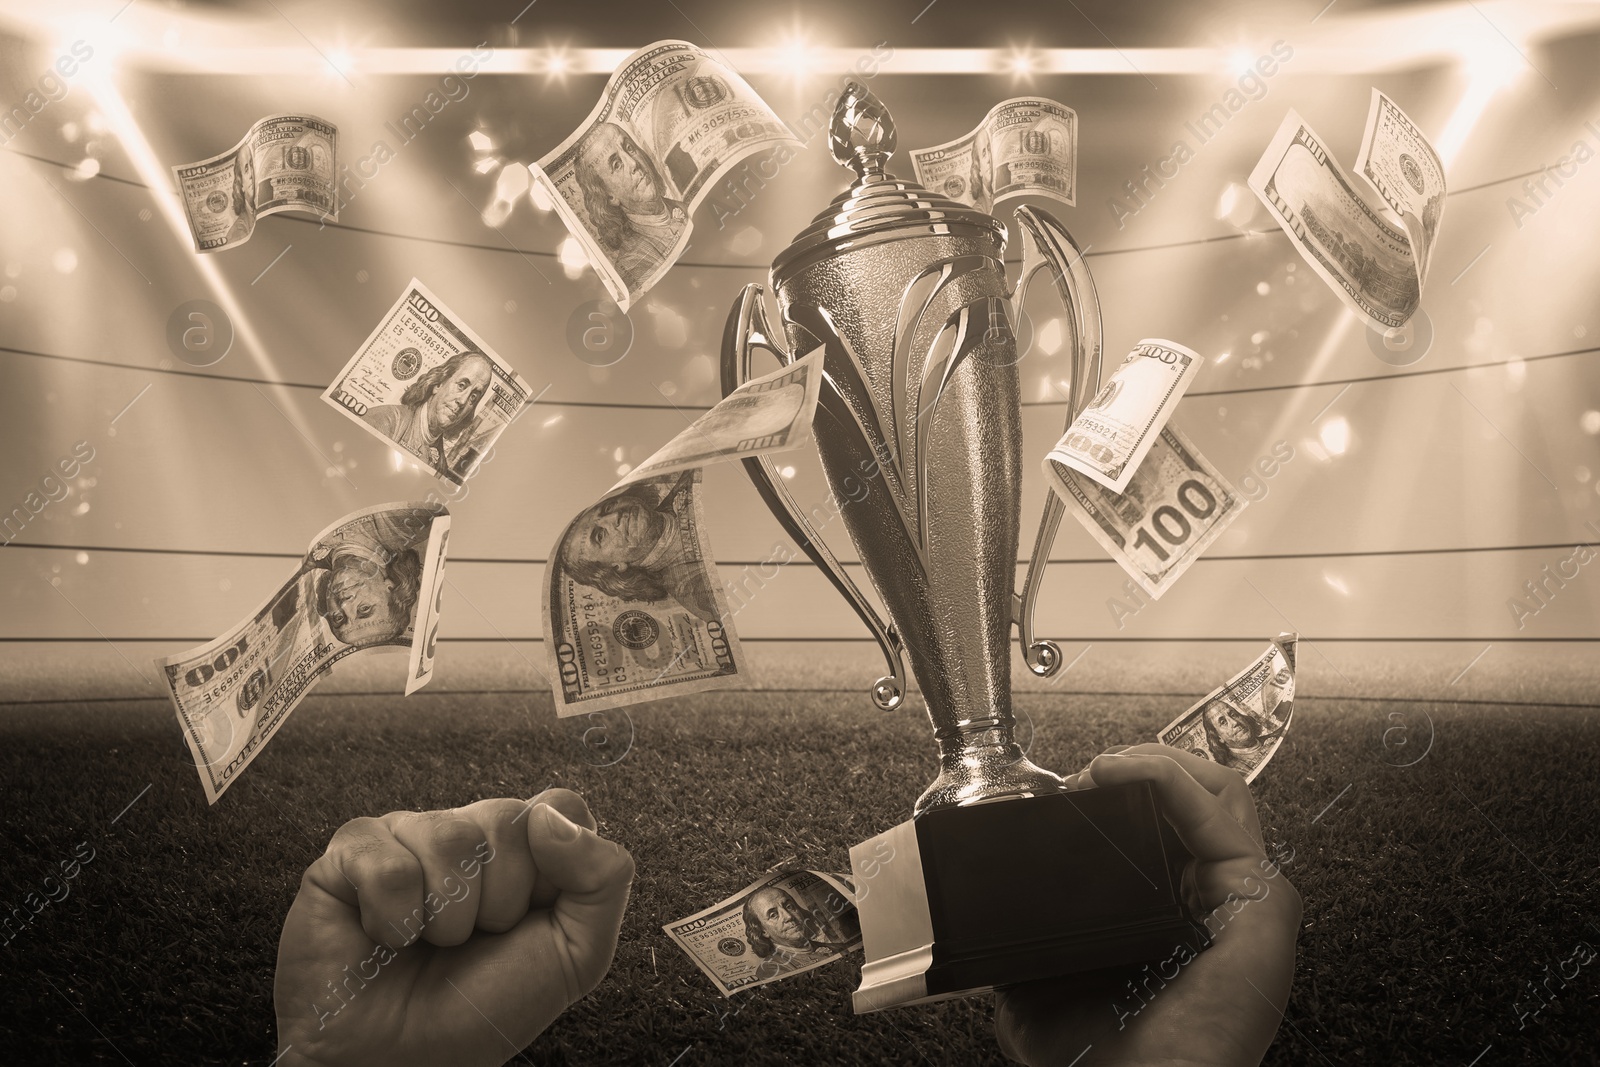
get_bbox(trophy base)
[849,780,1210,1013]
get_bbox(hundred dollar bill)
[159,503,450,804]
[1047,423,1245,599]
[909,97,1077,214]
[545,360,824,713]
[1158,633,1297,783]
[532,40,800,310]
[322,279,533,486]
[172,113,337,253]
[1354,89,1446,290]
[1044,339,1204,494]
[1249,110,1420,330]
[622,348,822,485]
[664,870,861,996]
[545,469,743,714]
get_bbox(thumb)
[527,802,635,1002]
[416,806,633,1058]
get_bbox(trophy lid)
[772,82,1006,283]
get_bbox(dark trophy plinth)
[851,781,1207,1011]
[721,82,1209,1012]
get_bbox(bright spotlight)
[324,48,354,79]
[558,236,590,279]
[1319,416,1351,456]
[780,36,816,80]
[482,164,532,228]
[80,72,297,443]
[1433,26,1532,168]
[61,18,128,68]
[1006,48,1036,78]
[1215,181,1255,227]
[545,48,569,76]
[1228,48,1254,77]
[1457,30,1527,91]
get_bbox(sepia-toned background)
[1,1,1597,1065]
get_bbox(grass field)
[3,686,1599,1065]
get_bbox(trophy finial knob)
[830,80,896,179]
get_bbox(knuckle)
[429,816,489,856]
[298,861,325,895]
[365,853,423,895]
[1273,874,1304,924]
[330,815,385,847]
[1146,753,1186,780]
[475,798,533,835]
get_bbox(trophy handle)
[721,284,908,711]
[1008,207,1105,677]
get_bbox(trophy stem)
[916,720,1065,816]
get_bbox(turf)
[2,690,1598,1066]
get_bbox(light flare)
[1319,416,1351,456]
[80,72,336,461]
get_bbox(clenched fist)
[274,788,634,1067]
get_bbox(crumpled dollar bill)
[159,503,450,803]
[544,350,822,714]
[1249,91,1444,330]
[1047,422,1246,600]
[172,113,337,252]
[1158,633,1297,783]
[1354,89,1446,290]
[532,40,800,309]
[664,869,861,996]
[908,97,1077,213]
[1044,339,1203,494]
